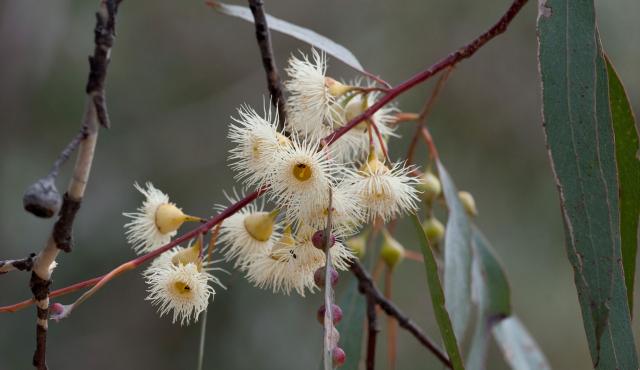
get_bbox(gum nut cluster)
[219,49,420,296]
[123,183,224,325]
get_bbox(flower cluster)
[219,50,420,295]
[122,50,421,324]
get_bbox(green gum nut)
[417,172,441,202]
[380,230,405,269]
[422,217,445,244]
[458,191,478,217]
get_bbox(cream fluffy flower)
[245,227,314,296]
[124,182,196,255]
[246,226,353,296]
[285,50,339,137]
[216,194,281,270]
[345,154,420,222]
[145,262,221,326]
[291,183,364,237]
[341,93,398,160]
[267,138,337,217]
[228,105,290,187]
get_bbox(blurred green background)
[1,0,638,369]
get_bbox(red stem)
[324,0,528,147]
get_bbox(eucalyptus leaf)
[466,226,511,370]
[493,316,551,370]
[208,1,364,72]
[411,214,465,370]
[436,160,473,344]
[537,1,638,367]
[605,54,640,313]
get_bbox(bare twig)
[325,0,529,146]
[48,130,88,179]
[405,67,452,165]
[28,1,121,368]
[350,260,452,368]
[0,254,36,275]
[247,0,287,129]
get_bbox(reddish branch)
[324,0,529,146]
[247,0,287,129]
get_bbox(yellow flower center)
[173,281,193,296]
[292,162,313,182]
[251,139,262,159]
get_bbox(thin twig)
[247,0,287,129]
[350,260,452,368]
[28,1,121,368]
[365,292,378,370]
[48,130,88,179]
[0,254,36,275]
[405,67,452,165]
[324,0,529,146]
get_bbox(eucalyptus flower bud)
[458,191,478,217]
[333,347,346,367]
[380,230,405,269]
[317,304,343,325]
[422,217,445,244]
[314,266,339,288]
[417,172,441,202]
[312,230,335,250]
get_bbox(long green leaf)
[605,55,640,313]
[436,160,473,343]
[537,1,638,368]
[493,316,551,370]
[466,226,511,370]
[207,1,364,72]
[411,214,465,370]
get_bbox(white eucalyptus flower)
[345,152,420,222]
[216,193,281,270]
[228,104,290,187]
[285,50,350,139]
[267,138,337,217]
[145,262,222,326]
[291,183,364,237]
[245,226,315,296]
[124,182,201,254]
